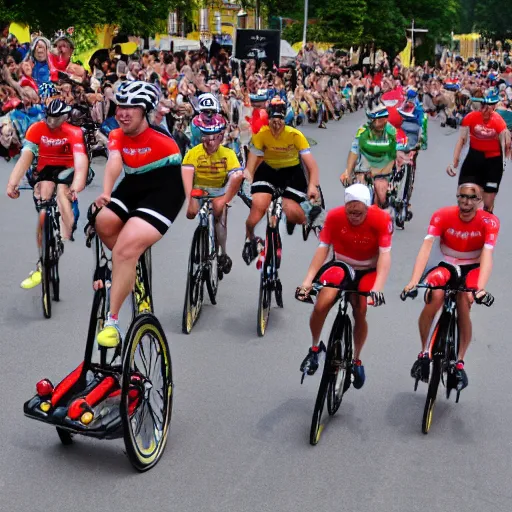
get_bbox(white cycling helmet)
[115,81,160,112]
[345,183,371,207]
[197,92,220,113]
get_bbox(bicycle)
[24,205,172,472]
[297,261,369,445]
[182,188,223,334]
[256,187,285,337]
[401,262,494,435]
[390,147,417,229]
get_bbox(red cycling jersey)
[108,126,182,174]
[426,206,499,264]
[320,205,393,269]
[23,121,86,171]
[461,111,506,158]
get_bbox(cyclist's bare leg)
[373,178,388,208]
[109,217,162,316]
[93,208,125,290]
[310,287,338,345]
[56,184,73,240]
[283,198,306,225]
[456,293,473,361]
[351,295,368,360]
[483,192,496,213]
[418,290,444,352]
[212,199,228,254]
[246,192,272,238]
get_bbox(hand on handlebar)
[474,289,494,307]
[446,164,457,177]
[368,290,385,307]
[95,192,111,208]
[6,182,20,199]
[400,281,419,301]
[295,284,314,303]
[340,170,352,187]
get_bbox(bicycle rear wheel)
[327,315,352,416]
[51,258,60,301]
[40,210,52,319]
[182,228,205,334]
[121,314,173,472]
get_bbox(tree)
[473,0,512,40]
[0,0,174,36]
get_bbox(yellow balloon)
[9,22,30,44]
[119,42,138,55]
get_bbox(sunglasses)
[457,193,480,201]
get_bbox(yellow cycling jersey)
[250,125,311,169]
[182,144,242,189]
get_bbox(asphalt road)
[1,114,511,512]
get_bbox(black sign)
[235,29,281,67]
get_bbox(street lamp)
[302,0,308,48]
[407,19,428,65]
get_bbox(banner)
[9,22,30,44]
[235,29,280,67]
[399,39,412,68]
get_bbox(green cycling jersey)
[351,122,397,170]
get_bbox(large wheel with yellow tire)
[121,313,173,471]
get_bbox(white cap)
[345,184,371,207]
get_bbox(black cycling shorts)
[459,147,503,193]
[251,162,308,203]
[107,166,185,235]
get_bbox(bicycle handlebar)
[400,284,494,307]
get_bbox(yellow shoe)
[21,269,42,289]
[97,319,121,348]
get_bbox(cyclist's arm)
[7,149,34,188]
[70,151,89,194]
[181,164,195,201]
[301,152,319,187]
[102,150,123,196]
[408,236,435,285]
[373,250,391,292]
[453,126,469,167]
[477,247,493,291]
[346,147,358,174]
[499,130,510,160]
[301,245,330,288]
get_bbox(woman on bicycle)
[182,113,244,275]
[402,182,499,390]
[340,104,397,211]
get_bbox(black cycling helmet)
[47,99,72,117]
[267,97,287,119]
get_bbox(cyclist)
[402,182,499,390]
[93,81,185,348]
[242,97,321,264]
[6,99,88,289]
[447,89,509,213]
[296,184,392,389]
[340,104,397,211]
[190,92,221,147]
[182,112,244,274]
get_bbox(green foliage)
[0,0,176,37]
[473,0,512,39]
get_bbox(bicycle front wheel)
[182,228,205,334]
[257,275,271,337]
[422,357,441,434]
[310,368,330,445]
[121,314,173,472]
[205,219,219,305]
[40,210,52,319]
[327,316,353,416]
